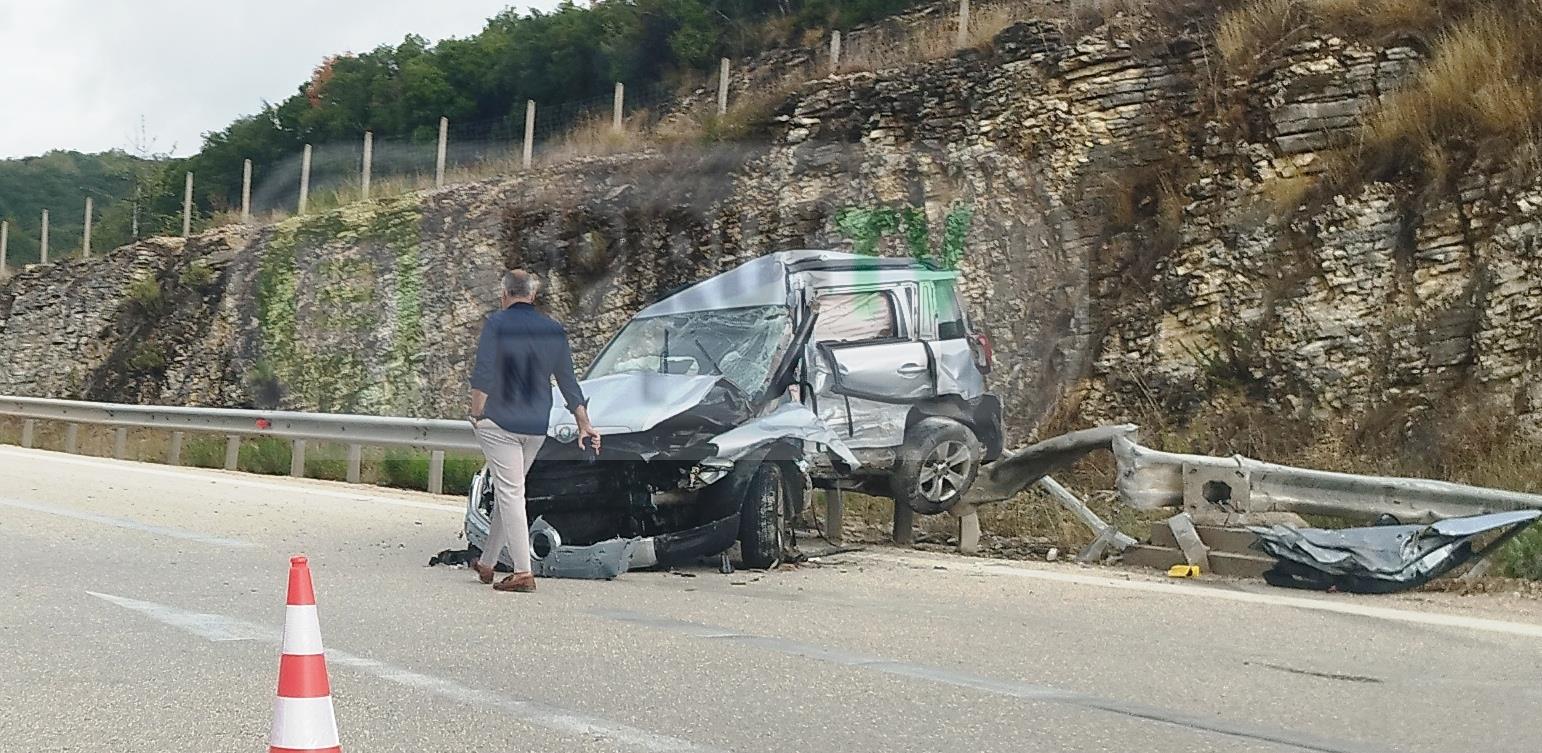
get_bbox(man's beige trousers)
[474,421,546,573]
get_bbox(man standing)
[467,270,600,593]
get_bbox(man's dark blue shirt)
[470,302,587,435]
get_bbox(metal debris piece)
[1249,510,1541,593]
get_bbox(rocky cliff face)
[2,15,1538,443]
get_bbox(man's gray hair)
[502,269,542,299]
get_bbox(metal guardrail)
[1114,435,1542,523]
[0,395,477,493]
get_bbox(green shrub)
[443,453,484,497]
[179,260,216,289]
[127,276,164,315]
[240,437,292,476]
[1497,526,1542,580]
[125,342,167,371]
[304,444,349,482]
[380,448,429,490]
[183,436,227,469]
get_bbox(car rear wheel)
[892,418,981,515]
[739,462,785,569]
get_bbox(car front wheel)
[892,417,981,515]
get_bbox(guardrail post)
[20,420,34,448]
[824,486,844,544]
[951,503,981,555]
[1,219,9,273]
[428,450,446,494]
[40,210,49,264]
[892,501,914,545]
[113,427,128,459]
[224,435,241,470]
[346,444,362,484]
[167,431,184,466]
[290,439,306,477]
[63,423,78,454]
[830,31,842,72]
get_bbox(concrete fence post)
[113,427,128,459]
[82,196,93,258]
[1,220,8,273]
[299,144,313,214]
[957,0,971,49]
[290,439,306,478]
[717,57,731,116]
[522,100,536,170]
[428,450,446,495]
[613,82,625,133]
[63,423,78,454]
[830,31,843,72]
[435,117,448,188]
[167,431,184,466]
[40,210,49,264]
[241,159,253,223]
[224,435,241,470]
[181,172,193,238]
[20,420,35,448]
[346,443,363,484]
[361,131,373,200]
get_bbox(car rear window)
[814,291,898,342]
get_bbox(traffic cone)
[269,556,342,753]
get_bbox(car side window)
[933,281,967,340]
[813,290,899,342]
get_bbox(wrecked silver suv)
[466,250,1002,571]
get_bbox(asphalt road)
[2,444,1540,753]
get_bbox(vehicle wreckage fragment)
[1249,511,1541,593]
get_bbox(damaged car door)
[808,284,931,449]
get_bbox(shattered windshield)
[586,305,794,396]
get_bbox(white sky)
[0,1,564,159]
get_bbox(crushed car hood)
[548,372,736,438]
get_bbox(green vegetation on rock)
[250,200,424,413]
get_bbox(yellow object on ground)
[1168,564,1201,578]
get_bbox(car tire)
[739,462,785,570]
[892,417,981,515]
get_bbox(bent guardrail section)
[1113,435,1542,523]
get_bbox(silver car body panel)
[705,400,859,468]
[547,372,723,439]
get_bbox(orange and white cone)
[269,556,342,753]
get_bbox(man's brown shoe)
[493,573,536,593]
[469,561,495,585]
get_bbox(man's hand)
[579,422,602,453]
[573,405,601,452]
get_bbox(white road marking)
[0,445,462,514]
[89,591,726,753]
[597,610,1391,753]
[863,551,1542,640]
[0,496,257,548]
